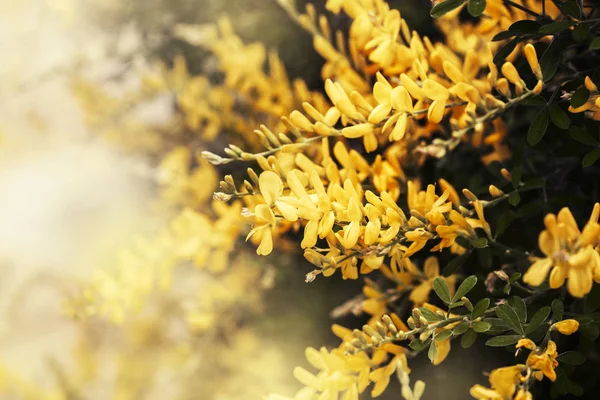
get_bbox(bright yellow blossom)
[523,204,600,297]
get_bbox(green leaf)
[508,297,527,323]
[586,285,600,312]
[452,275,478,303]
[452,321,470,336]
[471,238,489,249]
[527,107,550,146]
[493,38,519,65]
[511,165,522,189]
[508,192,520,207]
[572,23,589,43]
[496,304,525,334]
[430,0,466,18]
[591,37,600,50]
[570,126,599,146]
[556,351,586,365]
[538,21,577,35]
[520,177,546,191]
[419,307,444,322]
[526,306,551,335]
[487,318,509,331]
[428,340,438,362]
[472,321,492,333]
[409,338,429,351]
[472,298,491,320]
[540,38,563,82]
[571,87,590,109]
[503,282,512,295]
[580,322,600,340]
[467,0,486,16]
[521,95,547,106]
[485,334,521,347]
[509,20,541,34]
[435,329,453,341]
[433,277,452,303]
[443,251,471,276]
[558,0,581,19]
[551,299,564,320]
[461,329,477,348]
[509,273,521,283]
[495,212,513,238]
[492,31,515,42]
[583,148,600,167]
[569,381,584,397]
[549,105,570,129]
[553,367,570,396]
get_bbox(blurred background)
[0,1,511,399]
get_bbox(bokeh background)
[0,1,512,399]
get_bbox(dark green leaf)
[487,318,509,331]
[540,38,562,82]
[433,277,452,303]
[571,87,590,108]
[586,285,600,312]
[430,0,466,18]
[557,351,586,365]
[509,20,541,34]
[485,334,521,347]
[495,212,513,238]
[471,238,488,249]
[572,23,589,43]
[472,321,492,333]
[496,304,525,334]
[504,282,512,294]
[521,95,547,106]
[527,107,550,146]
[508,297,527,323]
[591,37,600,50]
[549,105,570,129]
[443,251,471,276]
[551,299,564,320]
[583,148,600,167]
[472,298,491,319]
[569,381,584,397]
[580,323,600,340]
[435,329,453,341]
[461,329,477,348]
[526,306,551,334]
[538,21,577,35]
[553,367,570,395]
[520,177,546,191]
[492,30,515,42]
[428,340,438,362]
[448,301,465,309]
[419,307,444,322]
[409,338,429,351]
[452,275,478,303]
[508,192,520,207]
[558,0,581,19]
[452,321,470,335]
[511,165,522,189]
[467,0,486,16]
[570,126,598,146]
[494,38,519,65]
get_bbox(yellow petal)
[427,99,446,124]
[259,171,283,205]
[423,79,450,101]
[523,258,553,287]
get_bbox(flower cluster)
[523,203,600,297]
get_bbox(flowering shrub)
[3,0,600,399]
[196,0,600,398]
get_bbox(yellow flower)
[470,364,526,400]
[552,319,579,335]
[526,340,559,382]
[523,204,600,297]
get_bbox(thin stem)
[503,0,542,18]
